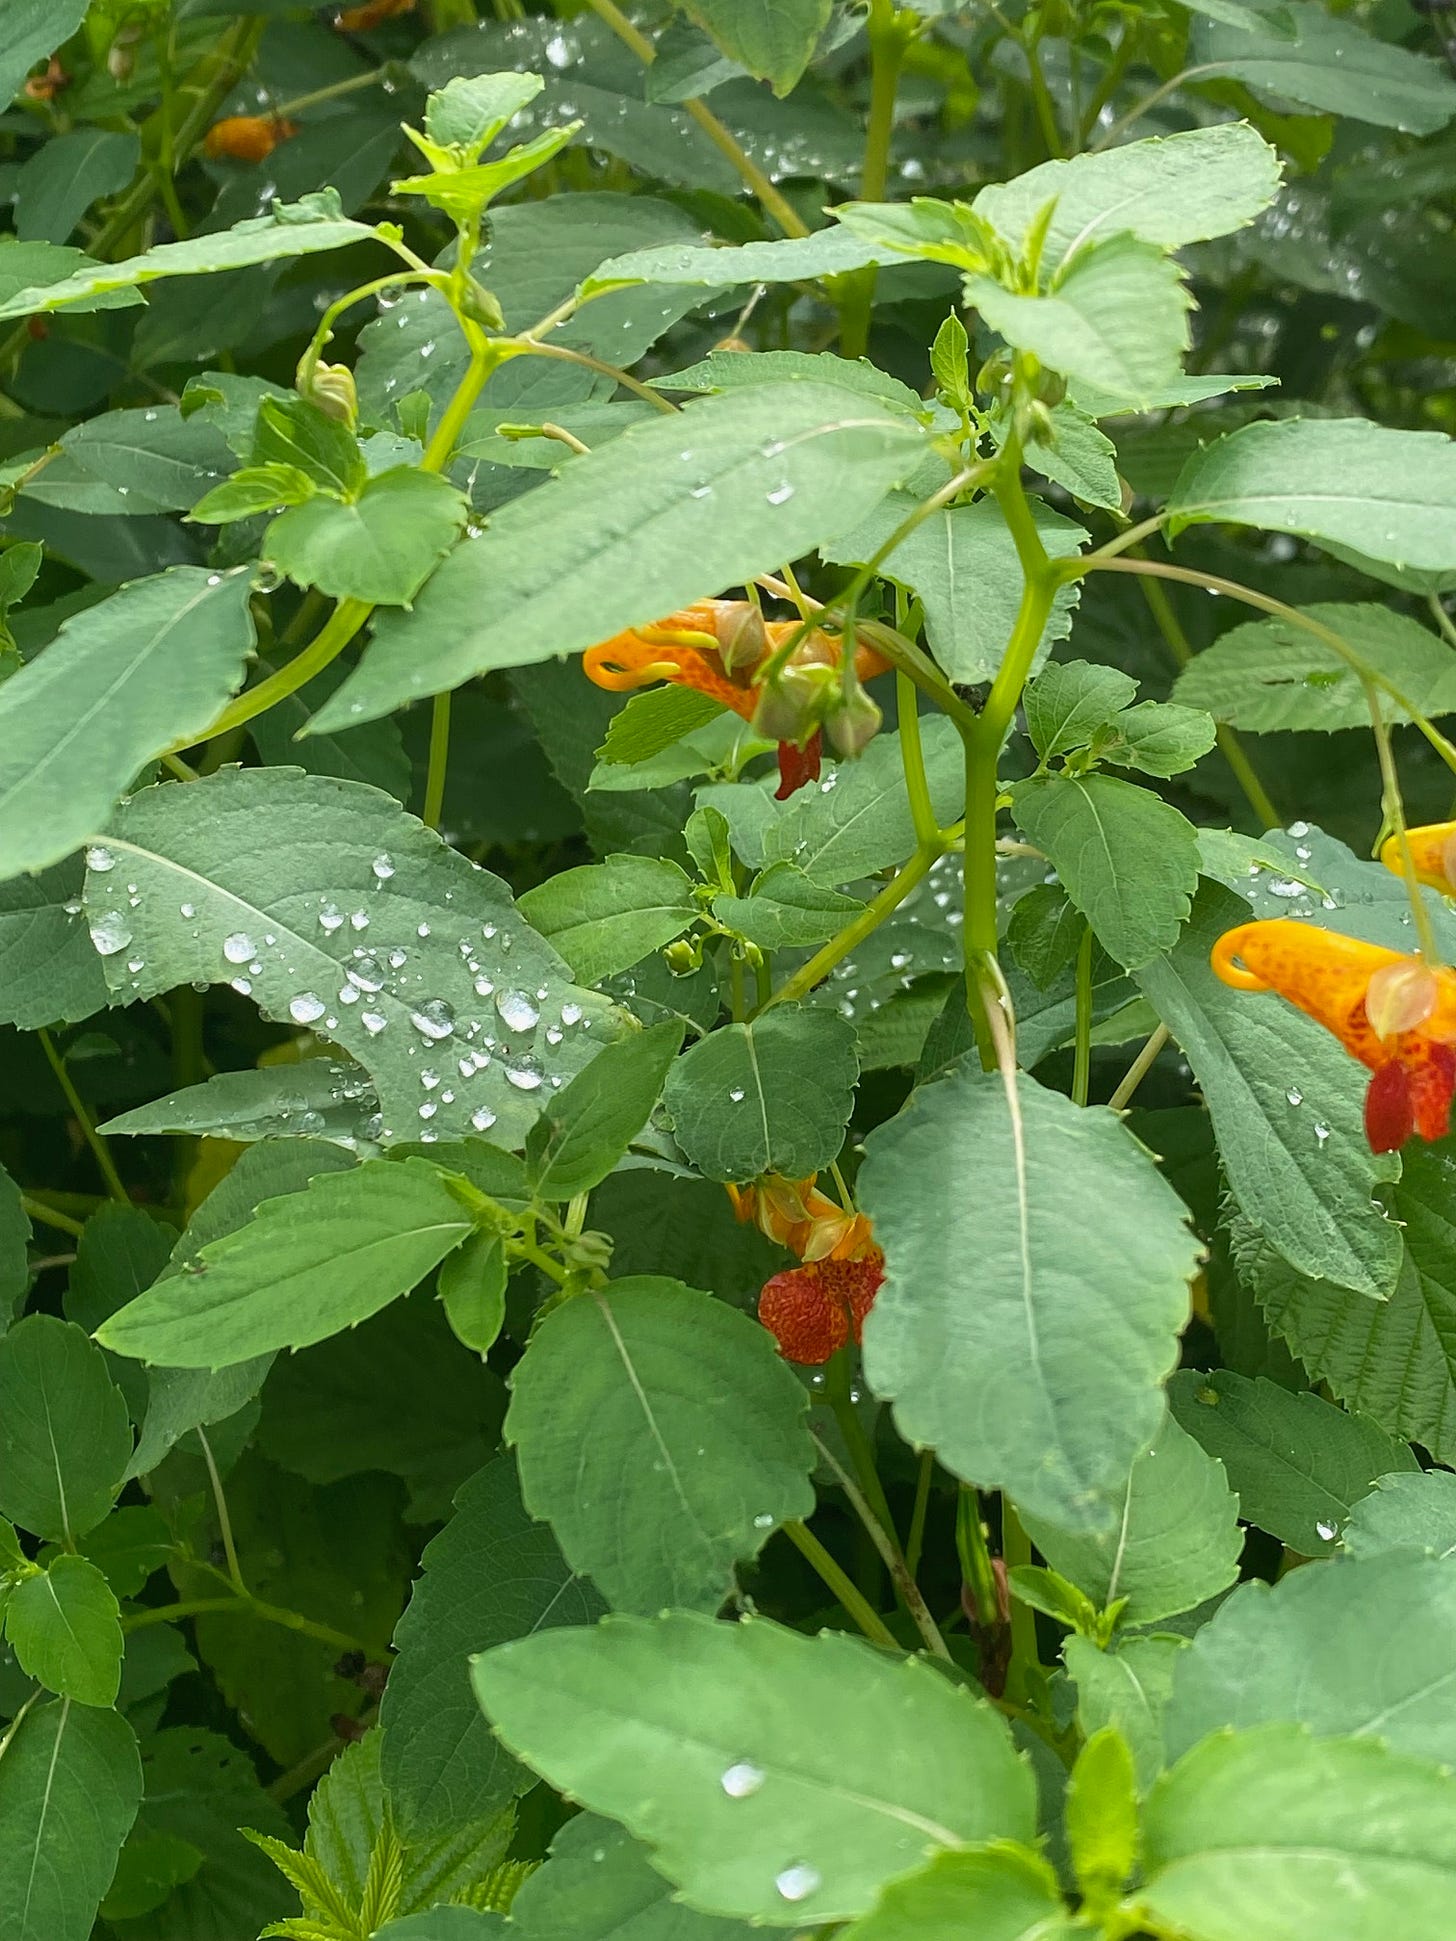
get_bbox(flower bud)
[823,685,883,759]
[751,659,834,744]
[301,361,358,428]
[1365,958,1438,1040]
[662,938,701,976]
[460,277,506,330]
[712,601,768,675]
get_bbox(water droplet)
[561,1001,583,1026]
[371,852,395,881]
[361,1010,388,1036]
[496,989,540,1032]
[416,921,431,938]
[289,992,326,1025]
[338,983,360,1005]
[753,1511,774,1529]
[721,1761,765,1799]
[231,975,252,995]
[90,912,132,956]
[411,998,456,1041]
[506,1053,544,1090]
[179,902,195,919]
[418,1101,437,1120]
[1286,1088,1303,1107]
[223,932,255,964]
[766,481,795,506]
[1315,1519,1336,1542]
[347,953,387,993]
[318,901,345,933]
[1314,1121,1330,1145]
[775,1864,820,1903]
[729,1086,746,1103]
[545,1024,564,1045]
[471,1104,497,1131]
[350,909,370,930]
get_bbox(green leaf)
[0,192,382,321]
[438,1234,507,1358]
[596,685,726,767]
[712,864,861,951]
[1021,1414,1242,1626]
[266,468,467,607]
[26,407,236,517]
[529,1021,684,1199]
[1011,774,1199,970]
[509,1813,756,1939]
[1172,602,1456,732]
[1192,0,1456,134]
[0,567,256,882]
[507,1278,814,1613]
[1020,403,1122,511]
[472,1610,1035,1927]
[974,122,1282,264]
[663,1005,859,1183]
[1098,701,1217,778]
[1164,1550,1456,1769]
[583,227,890,299]
[1343,1470,1456,1562]
[82,766,614,1147]
[0,1160,30,1331]
[0,1699,142,1941]
[1134,883,1402,1300]
[1135,1725,1456,1941]
[1167,419,1456,572]
[1007,884,1085,990]
[1168,1369,1415,1554]
[102,1058,378,1148]
[656,349,925,417]
[1024,660,1138,761]
[839,1845,1075,1941]
[680,0,831,94]
[824,495,1085,686]
[0,1315,132,1541]
[256,1292,506,1524]
[969,235,1192,406]
[313,384,927,728]
[1065,1633,1186,1794]
[0,862,108,1030]
[5,1553,122,1707]
[858,1065,1198,1531]
[192,462,318,524]
[252,394,364,498]
[1066,1728,1138,1905]
[424,72,546,156]
[76,1503,171,1598]
[380,1456,604,1838]
[518,855,699,986]
[14,129,139,248]
[97,1158,476,1368]
[0,1,87,111]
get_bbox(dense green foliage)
[4,2,1456,1938]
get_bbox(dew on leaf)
[720,1761,765,1799]
[289,992,326,1025]
[222,932,254,963]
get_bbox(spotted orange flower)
[1212,919,1456,1152]
[1382,822,1456,898]
[583,599,887,800]
[203,116,300,164]
[728,1172,883,1362]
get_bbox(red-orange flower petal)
[775,731,822,799]
[203,115,299,163]
[336,0,415,28]
[758,1255,884,1365]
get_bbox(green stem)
[196,1428,245,1593]
[1089,64,1223,152]
[1108,1024,1169,1113]
[812,1432,952,1662]
[183,597,370,748]
[760,836,953,1012]
[826,1348,899,1549]
[509,337,680,414]
[839,3,916,357]
[1429,593,1456,652]
[1022,30,1067,159]
[21,1196,86,1239]
[1134,568,1280,829]
[1367,692,1439,962]
[956,1485,1001,1631]
[906,1449,935,1581]
[423,691,452,830]
[583,0,809,237]
[123,1595,374,1657]
[896,673,939,849]
[38,1028,127,1203]
[1001,1499,1042,1705]
[1072,924,1093,1107]
[783,1520,899,1649]
[271,69,386,118]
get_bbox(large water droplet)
[1315,1519,1336,1542]
[411,998,456,1041]
[90,912,133,956]
[85,844,116,873]
[721,1761,765,1799]
[561,1001,583,1026]
[506,1052,544,1090]
[361,1010,387,1036]
[371,852,396,881]
[289,992,326,1025]
[318,901,345,933]
[347,953,387,992]
[471,1104,497,1131]
[775,1864,820,1903]
[496,989,540,1032]
[223,932,255,964]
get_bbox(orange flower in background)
[1212,919,1456,1152]
[335,0,416,28]
[1382,822,1456,898]
[203,116,300,164]
[583,599,888,800]
[729,1172,883,1363]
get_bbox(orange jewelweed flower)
[203,116,300,164]
[1212,919,1456,1153]
[336,0,416,28]
[728,1173,883,1363]
[1382,822,1456,898]
[583,599,888,800]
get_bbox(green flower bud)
[712,601,769,674]
[301,361,358,428]
[824,685,883,759]
[751,659,835,744]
